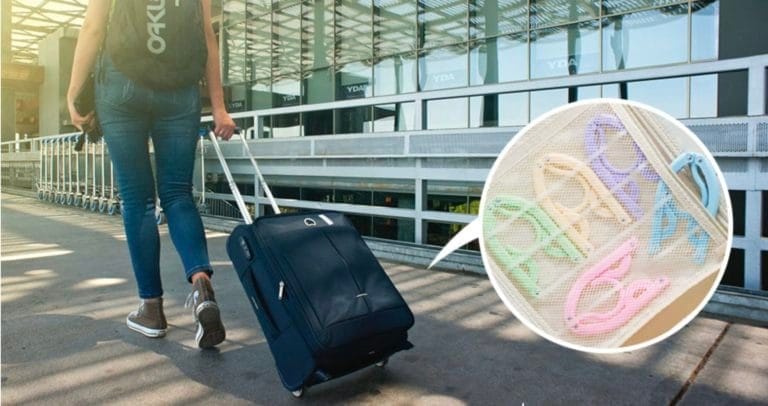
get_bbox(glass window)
[763,251,768,291]
[576,85,601,100]
[418,0,468,49]
[602,83,621,99]
[269,113,301,138]
[763,191,768,238]
[336,0,373,65]
[374,104,397,132]
[469,0,527,39]
[718,70,748,117]
[427,98,468,130]
[426,221,479,251]
[372,103,417,131]
[335,106,373,134]
[336,61,373,100]
[373,102,416,132]
[373,103,416,132]
[627,77,687,118]
[499,92,529,126]
[468,196,480,215]
[247,0,271,17]
[272,72,301,107]
[270,113,301,138]
[529,0,599,29]
[272,4,302,76]
[273,0,301,10]
[258,116,272,138]
[303,109,334,136]
[419,44,468,91]
[249,78,273,110]
[302,187,334,202]
[372,217,415,242]
[690,75,718,118]
[427,194,469,213]
[374,0,417,56]
[335,189,373,205]
[347,214,373,236]
[303,67,334,104]
[602,0,687,16]
[470,33,528,86]
[602,5,688,71]
[270,185,301,199]
[247,13,272,81]
[530,88,567,121]
[373,52,417,96]
[374,191,415,208]
[223,21,248,85]
[721,248,744,288]
[530,21,599,79]
[730,190,746,236]
[302,0,334,70]
[223,1,247,24]
[470,96,499,128]
[691,0,719,61]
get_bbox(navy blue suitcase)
[209,132,414,397]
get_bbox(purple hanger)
[584,114,660,221]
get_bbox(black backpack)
[105,0,208,90]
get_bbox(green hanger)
[484,195,584,297]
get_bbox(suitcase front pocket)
[276,229,370,329]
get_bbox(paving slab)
[680,323,768,405]
[2,194,767,405]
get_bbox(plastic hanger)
[649,152,721,264]
[533,152,633,256]
[564,237,670,336]
[484,195,584,297]
[584,114,660,221]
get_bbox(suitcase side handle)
[207,131,281,224]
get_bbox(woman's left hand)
[212,110,236,140]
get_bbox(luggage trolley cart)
[98,140,109,213]
[45,137,55,202]
[77,135,88,208]
[57,135,66,205]
[74,134,86,207]
[89,139,101,212]
[66,134,77,205]
[55,136,65,204]
[37,138,48,200]
[82,137,93,209]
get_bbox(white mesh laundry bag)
[433,99,732,352]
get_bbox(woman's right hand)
[67,98,94,132]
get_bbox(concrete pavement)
[2,193,767,405]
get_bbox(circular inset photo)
[479,99,732,353]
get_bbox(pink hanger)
[564,237,670,336]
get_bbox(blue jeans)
[96,56,211,299]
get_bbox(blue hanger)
[649,152,721,264]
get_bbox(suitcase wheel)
[291,387,305,398]
[375,357,389,368]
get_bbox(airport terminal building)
[2,1,767,314]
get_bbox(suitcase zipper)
[251,224,324,344]
[278,281,285,300]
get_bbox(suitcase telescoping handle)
[207,130,281,224]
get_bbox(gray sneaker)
[185,278,226,348]
[126,298,167,338]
